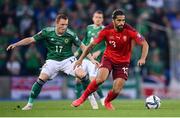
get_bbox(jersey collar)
[93,24,103,29]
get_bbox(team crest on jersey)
[64,38,69,44]
[123,36,127,42]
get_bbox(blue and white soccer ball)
[145,95,161,109]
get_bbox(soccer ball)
[145,95,161,109]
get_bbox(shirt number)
[122,67,128,75]
[55,46,63,53]
[109,41,116,48]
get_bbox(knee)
[75,68,87,79]
[37,78,47,86]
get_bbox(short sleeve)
[33,29,47,41]
[130,31,145,45]
[73,34,82,47]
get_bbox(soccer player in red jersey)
[71,9,149,110]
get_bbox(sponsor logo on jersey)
[116,36,120,39]
[64,38,69,44]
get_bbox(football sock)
[81,79,99,99]
[81,75,90,90]
[28,78,46,104]
[75,81,83,98]
[96,86,104,98]
[105,90,119,103]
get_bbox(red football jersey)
[94,23,144,64]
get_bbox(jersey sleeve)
[72,34,82,47]
[33,28,47,41]
[94,29,106,44]
[130,31,145,45]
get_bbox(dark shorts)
[99,57,129,80]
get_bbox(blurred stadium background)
[0,0,180,102]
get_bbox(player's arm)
[92,41,106,59]
[7,37,35,51]
[74,29,105,69]
[133,32,149,66]
[72,32,94,62]
[7,28,46,51]
[79,29,105,62]
[138,39,149,66]
[74,48,82,59]
[79,43,97,63]
[79,41,97,61]
[74,28,88,58]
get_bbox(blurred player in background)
[7,13,98,110]
[72,9,149,110]
[74,10,106,108]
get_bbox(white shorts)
[81,59,98,77]
[41,56,77,79]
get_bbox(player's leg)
[75,68,90,90]
[22,60,58,110]
[104,78,125,110]
[71,57,112,107]
[75,68,99,109]
[86,59,105,106]
[63,57,91,91]
[72,67,110,107]
[22,73,49,110]
[61,57,90,91]
[63,57,98,109]
[89,76,105,105]
[104,62,129,110]
[75,78,83,98]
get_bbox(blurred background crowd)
[0,0,180,99]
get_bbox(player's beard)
[116,25,124,32]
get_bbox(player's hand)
[137,58,146,66]
[73,60,82,70]
[6,44,17,51]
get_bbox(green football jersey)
[81,24,105,62]
[33,27,82,61]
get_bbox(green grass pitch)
[0,99,180,117]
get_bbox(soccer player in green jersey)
[7,13,97,110]
[75,10,106,108]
